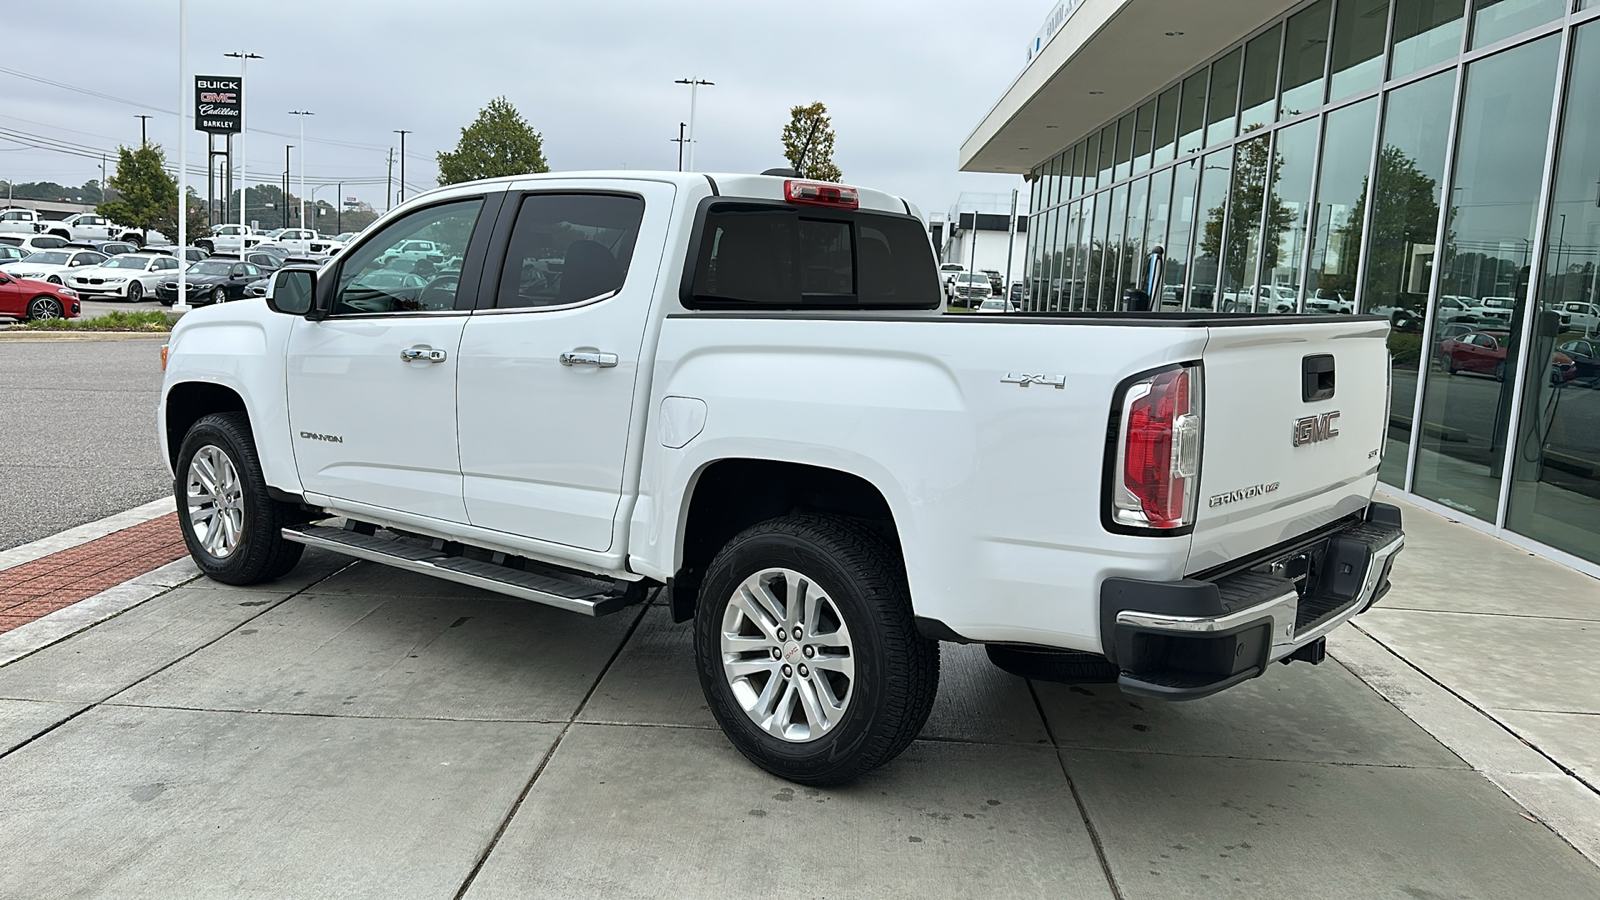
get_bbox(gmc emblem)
[1293,411,1340,447]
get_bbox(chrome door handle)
[560,350,619,368]
[401,345,448,363]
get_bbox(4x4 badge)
[1001,373,1066,389]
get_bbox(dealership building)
[963,0,1600,575]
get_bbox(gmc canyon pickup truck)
[158,171,1404,785]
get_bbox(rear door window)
[686,204,939,309]
[493,193,645,309]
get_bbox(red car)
[0,270,81,321]
[1441,330,1575,384]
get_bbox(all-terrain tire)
[174,412,304,585]
[694,514,939,786]
[985,644,1120,684]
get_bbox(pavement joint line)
[0,496,176,573]
[1372,606,1600,623]
[1047,744,1469,771]
[450,600,653,900]
[1333,625,1600,869]
[1027,677,1126,900]
[97,701,574,726]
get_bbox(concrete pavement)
[2,496,1600,897]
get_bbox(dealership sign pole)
[195,68,243,306]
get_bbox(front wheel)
[27,296,62,321]
[175,412,304,585]
[127,280,143,303]
[694,515,939,786]
[211,286,226,305]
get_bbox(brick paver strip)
[0,512,188,634]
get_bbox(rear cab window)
[684,201,940,310]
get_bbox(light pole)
[135,115,151,147]
[674,79,713,172]
[175,0,188,313]
[289,110,313,229]
[394,130,411,203]
[224,50,261,239]
[282,144,292,227]
[672,122,687,172]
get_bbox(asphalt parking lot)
[0,337,170,550]
[2,532,1598,899]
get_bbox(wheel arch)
[668,458,903,624]
[164,381,249,469]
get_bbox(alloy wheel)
[186,444,246,558]
[26,297,61,321]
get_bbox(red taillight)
[1112,365,1202,530]
[784,179,860,209]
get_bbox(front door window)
[333,200,482,314]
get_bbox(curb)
[0,497,177,573]
[0,556,200,668]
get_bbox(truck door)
[456,180,673,552]
[285,192,502,523]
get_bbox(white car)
[0,233,71,254]
[0,248,109,285]
[66,252,184,302]
[1560,301,1600,334]
[257,228,344,256]
[1438,295,1488,323]
[0,245,30,265]
[1477,296,1517,326]
[160,170,1402,786]
[0,207,47,237]
[196,224,266,255]
[976,297,1016,313]
[44,213,143,245]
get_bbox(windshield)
[102,256,149,269]
[23,251,69,266]
[188,260,233,276]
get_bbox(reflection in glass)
[1167,163,1199,309]
[1114,112,1136,182]
[1090,191,1112,308]
[1145,167,1174,305]
[1508,22,1600,564]
[1261,118,1319,313]
[1153,85,1180,165]
[1097,125,1116,189]
[1191,150,1233,310]
[1044,156,1059,210]
[1104,184,1129,309]
[1241,24,1283,132]
[1074,195,1097,309]
[1123,178,1150,306]
[1073,138,1091,197]
[1391,0,1465,79]
[1177,72,1208,156]
[1281,0,1331,118]
[1358,71,1455,484]
[1414,36,1559,521]
[1206,49,1242,148]
[1062,146,1077,202]
[1063,202,1083,311]
[1470,0,1565,50]
[1329,0,1389,101]
[1047,206,1065,309]
[1133,99,1157,175]
[1306,98,1378,314]
[1217,134,1272,312]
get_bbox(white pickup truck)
[195,224,266,255]
[44,213,145,245]
[157,171,1404,785]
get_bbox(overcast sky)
[1,1,1042,219]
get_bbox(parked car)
[0,269,80,320]
[66,252,184,302]
[980,269,1004,295]
[146,245,212,264]
[0,245,29,264]
[43,213,143,246]
[1557,338,1600,383]
[0,248,108,284]
[1441,330,1575,383]
[1560,301,1600,334]
[1305,290,1354,314]
[256,228,344,256]
[207,250,287,273]
[1438,295,1488,324]
[947,272,992,306]
[73,239,141,257]
[1476,296,1517,327]
[975,296,1016,313]
[155,258,268,306]
[195,224,266,255]
[0,234,71,253]
[1008,281,1024,303]
[159,170,1403,786]
[0,207,47,236]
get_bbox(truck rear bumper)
[1100,502,1404,700]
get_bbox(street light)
[394,130,411,203]
[224,51,261,239]
[289,110,313,228]
[175,0,188,312]
[674,78,713,172]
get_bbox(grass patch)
[23,310,173,332]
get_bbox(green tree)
[436,97,549,186]
[97,144,179,241]
[781,102,842,182]
[1199,130,1293,307]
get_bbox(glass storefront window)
[1205,48,1243,147]
[1167,162,1199,309]
[1090,191,1112,308]
[1358,70,1456,485]
[1062,146,1077,202]
[1306,98,1379,314]
[1153,85,1180,165]
[1063,202,1083,311]
[1045,156,1060,209]
[1145,167,1174,304]
[1097,125,1116,189]
[1330,0,1390,101]
[1052,205,1070,309]
[1261,118,1319,313]
[1177,72,1208,156]
[1114,112,1136,182]
[1071,139,1089,198]
[1281,0,1332,118]
[1508,21,1600,564]
[1241,24,1284,132]
[1219,135,1273,312]
[1104,184,1129,308]
[1074,195,1097,309]
[1391,0,1465,78]
[1470,0,1565,50]
[1055,151,1069,206]
[1414,35,1560,521]
[1133,99,1157,174]
[1191,150,1234,310]
[1124,177,1150,305]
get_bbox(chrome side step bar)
[281,524,643,616]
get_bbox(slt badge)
[1001,373,1066,389]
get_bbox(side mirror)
[266,268,316,316]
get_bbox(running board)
[280,524,643,616]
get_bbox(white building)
[933,192,1029,288]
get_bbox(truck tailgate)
[1187,317,1391,574]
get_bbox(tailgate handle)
[1303,354,1335,402]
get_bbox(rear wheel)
[26,296,62,321]
[175,412,304,585]
[694,515,938,785]
[1494,361,1507,382]
[985,645,1120,683]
